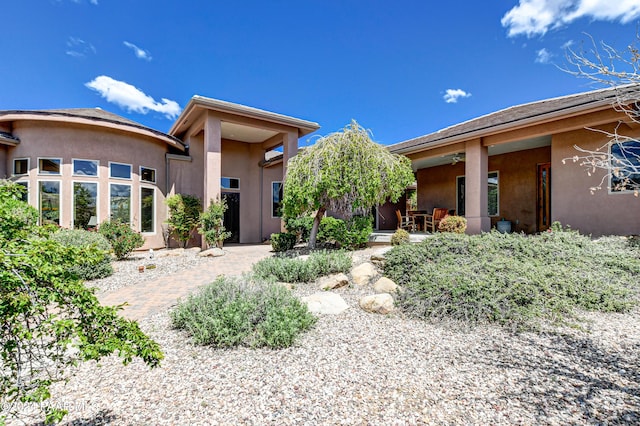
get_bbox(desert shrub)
[438,215,466,233]
[171,276,316,348]
[288,215,373,249]
[98,220,144,260]
[51,229,114,280]
[285,215,314,242]
[628,235,640,249]
[166,194,202,248]
[384,230,640,330]
[340,215,374,248]
[391,229,411,245]
[271,232,297,252]
[199,197,231,248]
[253,250,352,283]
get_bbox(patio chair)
[395,209,415,232]
[425,208,449,233]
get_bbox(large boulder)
[359,294,395,314]
[351,262,377,286]
[373,277,398,294]
[301,292,349,315]
[198,248,225,257]
[318,273,350,290]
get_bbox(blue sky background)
[2,0,639,145]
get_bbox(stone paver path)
[98,244,273,320]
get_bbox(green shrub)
[166,194,202,248]
[253,250,352,283]
[384,231,640,330]
[271,232,297,252]
[98,220,144,260]
[51,229,114,280]
[171,276,316,348]
[199,197,231,248]
[438,215,466,233]
[288,215,373,249]
[285,215,314,242]
[391,228,411,245]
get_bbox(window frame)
[139,185,156,234]
[271,181,283,218]
[456,170,500,217]
[38,180,62,225]
[139,166,156,184]
[109,161,132,180]
[608,139,640,194]
[16,180,29,202]
[221,176,240,191]
[72,158,99,177]
[37,157,62,175]
[108,182,132,224]
[13,158,30,176]
[72,180,99,230]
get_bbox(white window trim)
[271,181,283,218]
[456,171,500,217]
[607,140,640,195]
[38,179,62,225]
[37,157,62,176]
[13,157,30,176]
[139,166,157,184]
[71,180,99,229]
[139,185,156,235]
[72,158,99,178]
[108,182,132,223]
[109,161,132,180]
[221,176,240,191]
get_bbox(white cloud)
[66,37,96,58]
[502,0,640,38]
[70,0,98,4]
[535,47,553,63]
[443,89,472,104]
[85,76,181,120]
[561,40,574,49]
[123,41,152,61]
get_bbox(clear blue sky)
[2,1,639,145]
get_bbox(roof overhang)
[0,132,19,146]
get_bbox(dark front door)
[537,163,551,232]
[222,192,240,243]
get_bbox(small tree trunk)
[308,207,326,249]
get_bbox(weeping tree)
[282,120,414,248]
[563,33,640,196]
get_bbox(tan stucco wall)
[6,120,169,249]
[0,146,6,177]
[552,125,640,236]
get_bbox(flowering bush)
[98,220,144,260]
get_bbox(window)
[73,182,98,230]
[13,158,29,176]
[73,159,99,177]
[272,181,283,217]
[140,166,156,183]
[39,181,60,225]
[109,162,132,180]
[456,171,499,217]
[38,158,61,175]
[110,183,131,224]
[221,177,239,190]
[140,187,155,233]
[610,140,640,192]
[16,181,28,202]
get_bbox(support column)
[203,112,222,207]
[282,130,299,178]
[464,139,491,234]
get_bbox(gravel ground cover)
[8,249,640,425]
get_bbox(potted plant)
[199,197,232,248]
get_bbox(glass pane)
[110,163,131,179]
[74,182,97,230]
[73,159,98,176]
[141,187,154,232]
[110,184,131,223]
[17,181,28,202]
[611,140,640,191]
[140,167,156,183]
[272,182,283,217]
[488,172,499,217]
[39,158,61,174]
[456,177,465,216]
[221,177,239,189]
[39,181,60,225]
[14,159,29,175]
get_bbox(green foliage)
[286,215,373,249]
[391,229,411,246]
[271,232,297,252]
[253,250,353,283]
[199,197,231,248]
[171,276,316,348]
[166,194,202,248]
[51,229,114,280]
[285,215,314,242]
[98,220,144,260]
[282,120,414,248]
[384,230,640,330]
[0,180,38,241]
[0,181,162,424]
[438,215,467,234]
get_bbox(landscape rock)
[318,273,350,290]
[297,255,310,261]
[154,248,185,258]
[276,282,293,290]
[359,293,395,314]
[351,262,377,286]
[198,248,226,257]
[373,277,398,294]
[301,292,349,315]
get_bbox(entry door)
[222,192,240,243]
[537,163,551,232]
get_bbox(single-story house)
[0,97,319,249]
[387,84,640,236]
